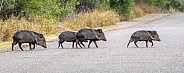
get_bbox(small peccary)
[76,28,107,48]
[58,31,77,48]
[127,30,161,47]
[12,30,47,51]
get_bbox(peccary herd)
[12,29,161,51]
[58,28,107,48]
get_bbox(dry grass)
[0,16,56,42]
[137,4,160,14]
[61,10,120,31]
[132,6,145,18]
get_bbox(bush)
[61,10,120,31]
[132,6,145,18]
[110,0,134,20]
[0,16,56,42]
[138,4,160,13]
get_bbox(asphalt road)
[0,13,184,73]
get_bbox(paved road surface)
[0,13,184,73]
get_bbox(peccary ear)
[152,30,157,33]
[97,29,103,33]
[40,34,44,38]
[150,30,157,35]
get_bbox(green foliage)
[75,0,110,12]
[0,0,16,10]
[135,0,184,12]
[88,0,110,10]
[168,0,184,11]
[1,0,78,19]
[110,0,134,20]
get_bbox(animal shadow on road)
[11,48,46,52]
[56,46,108,49]
[127,46,159,49]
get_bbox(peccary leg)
[32,43,36,49]
[145,41,148,47]
[18,43,24,51]
[80,41,85,48]
[59,39,64,48]
[78,42,82,48]
[12,41,17,51]
[93,40,98,48]
[88,40,92,48]
[58,41,60,48]
[149,40,154,46]
[72,41,75,48]
[75,40,79,48]
[134,41,138,47]
[59,41,64,48]
[77,39,83,48]
[61,42,63,48]
[75,42,78,48]
[76,41,82,48]
[29,43,32,50]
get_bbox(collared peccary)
[58,31,77,48]
[12,30,47,51]
[127,30,161,47]
[76,28,107,48]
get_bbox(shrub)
[132,6,145,18]
[138,3,160,13]
[0,16,56,42]
[110,0,134,20]
[61,10,120,31]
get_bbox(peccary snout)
[76,28,107,48]
[58,31,77,48]
[12,30,47,51]
[127,30,161,47]
[94,29,107,41]
[149,31,161,41]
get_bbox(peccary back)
[12,30,47,51]
[58,31,76,48]
[76,28,106,48]
[127,30,161,47]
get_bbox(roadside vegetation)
[61,10,120,31]
[0,0,184,43]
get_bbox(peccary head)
[34,33,47,48]
[94,29,107,41]
[147,30,161,41]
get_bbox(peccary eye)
[40,34,44,38]
[97,29,102,33]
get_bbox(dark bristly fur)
[12,30,47,51]
[76,28,107,48]
[127,30,161,47]
[58,31,77,48]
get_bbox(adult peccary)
[58,31,77,48]
[76,28,107,48]
[127,30,161,47]
[12,30,47,51]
